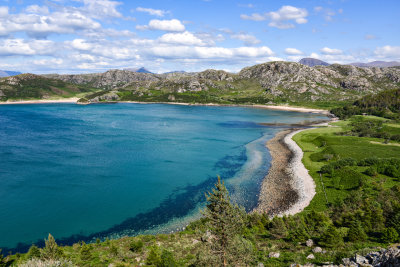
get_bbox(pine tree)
[203,176,247,266]
[41,233,63,260]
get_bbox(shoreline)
[253,127,316,216]
[1,98,331,115]
[0,98,79,105]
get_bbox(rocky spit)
[253,128,304,215]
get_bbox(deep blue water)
[0,103,326,251]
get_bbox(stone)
[257,263,264,267]
[168,94,175,101]
[269,252,280,258]
[306,239,314,247]
[312,247,322,253]
[354,254,368,265]
[306,254,315,260]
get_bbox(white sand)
[278,129,316,216]
[0,98,79,104]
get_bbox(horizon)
[0,0,399,74]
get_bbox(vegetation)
[331,88,400,120]
[0,74,97,101]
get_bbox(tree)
[26,244,41,259]
[319,225,343,248]
[382,227,399,243]
[203,176,247,266]
[41,233,63,260]
[347,221,368,242]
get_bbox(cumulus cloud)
[231,33,260,45]
[136,19,185,31]
[240,5,308,29]
[76,0,122,19]
[26,5,49,14]
[320,47,343,55]
[0,38,56,56]
[158,31,205,46]
[136,7,167,17]
[374,45,400,59]
[284,47,303,55]
[0,6,8,17]
[148,46,273,59]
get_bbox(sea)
[0,103,326,252]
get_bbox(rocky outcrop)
[290,246,400,267]
[44,70,160,89]
[40,61,400,103]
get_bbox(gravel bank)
[253,128,316,216]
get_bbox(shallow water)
[0,103,326,251]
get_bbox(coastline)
[253,127,316,216]
[0,98,331,115]
[0,98,79,105]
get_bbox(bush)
[364,166,378,177]
[332,167,362,190]
[347,221,368,242]
[381,227,399,243]
[26,245,41,259]
[319,225,343,248]
[129,240,144,253]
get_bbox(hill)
[299,58,330,67]
[0,70,22,77]
[124,67,153,74]
[331,88,400,119]
[349,61,400,68]
[0,74,97,101]
[4,61,400,107]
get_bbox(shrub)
[381,227,399,243]
[364,166,378,177]
[26,245,41,259]
[129,240,144,253]
[319,225,343,248]
[347,221,368,242]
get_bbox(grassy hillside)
[2,116,400,266]
[331,88,400,120]
[0,74,97,101]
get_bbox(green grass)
[293,119,400,212]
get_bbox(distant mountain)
[349,61,400,68]
[125,67,153,74]
[299,58,330,67]
[163,71,186,74]
[0,70,22,77]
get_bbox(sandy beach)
[253,127,317,216]
[0,98,79,105]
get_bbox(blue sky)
[0,0,399,73]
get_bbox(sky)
[0,0,399,74]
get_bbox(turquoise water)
[0,103,326,251]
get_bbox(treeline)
[331,88,400,120]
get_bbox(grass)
[293,119,400,212]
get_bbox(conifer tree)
[203,176,247,266]
[41,233,63,260]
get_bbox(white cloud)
[68,39,93,51]
[0,6,8,17]
[231,33,260,45]
[26,5,49,14]
[320,47,343,55]
[136,19,185,31]
[136,7,166,17]
[284,48,303,55]
[76,0,122,19]
[0,39,56,56]
[240,13,266,21]
[159,31,205,46]
[148,46,273,59]
[374,45,400,59]
[240,5,308,29]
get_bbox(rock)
[192,239,199,245]
[269,252,280,258]
[201,230,214,243]
[354,254,368,265]
[312,247,322,253]
[306,254,315,260]
[257,263,264,267]
[168,94,175,101]
[306,239,314,247]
